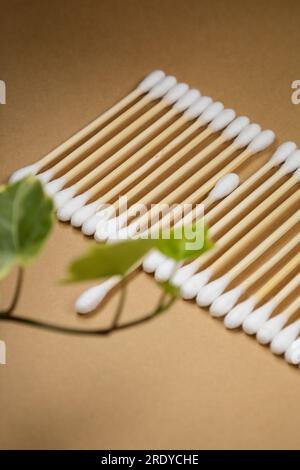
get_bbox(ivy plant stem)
[0,292,176,336]
[5,267,24,315]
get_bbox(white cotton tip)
[53,185,77,210]
[82,207,115,236]
[44,176,66,196]
[148,75,177,100]
[242,300,275,335]
[209,286,245,318]
[183,96,213,120]
[75,277,121,314]
[137,70,165,93]
[115,221,140,241]
[36,169,53,184]
[171,260,201,287]
[196,275,230,307]
[209,173,240,201]
[199,101,224,125]
[269,141,297,166]
[281,150,300,174]
[71,201,101,228]
[271,320,300,355]
[284,338,300,364]
[155,258,179,282]
[180,269,212,300]
[143,250,166,273]
[174,89,201,112]
[57,192,90,222]
[256,312,288,345]
[94,216,122,241]
[224,297,256,329]
[222,116,250,140]
[164,83,189,105]
[234,123,261,149]
[209,109,236,132]
[247,130,275,153]
[9,163,40,183]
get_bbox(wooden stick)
[35,88,142,170]
[49,97,169,180]
[272,273,300,306]
[254,255,300,302]
[243,233,300,291]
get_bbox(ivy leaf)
[65,218,214,283]
[156,219,214,261]
[0,177,55,279]
[64,238,155,282]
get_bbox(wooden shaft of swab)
[211,174,297,239]
[37,88,142,169]
[128,146,248,232]
[99,120,203,204]
[255,255,300,302]
[205,160,273,224]
[139,137,233,206]
[278,296,300,321]
[211,168,289,234]
[222,203,300,278]
[83,112,188,196]
[121,127,217,206]
[243,233,300,290]
[273,273,300,306]
[51,96,165,179]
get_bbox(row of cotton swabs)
[9,71,299,366]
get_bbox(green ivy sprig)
[0,177,214,335]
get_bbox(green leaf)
[0,177,55,279]
[64,238,155,282]
[156,219,214,261]
[65,218,214,283]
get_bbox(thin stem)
[110,277,128,329]
[0,293,176,336]
[5,267,24,315]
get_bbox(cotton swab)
[45,83,196,198]
[176,158,297,299]
[284,337,300,365]
[256,294,300,348]
[9,70,166,183]
[37,75,178,186]
[74,201,204,314]
[74,175,239,314]
[243,274,300,335]
[55,98,226,222]
[195,198,299,307]
[271,313,300,355]
[71,95,215,231]
[157,143,297,286]
[95,108,242,241]
[224,254,300,329]
[210,232,300,318]
[111,125,267,242]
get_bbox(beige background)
[1,0,300,449]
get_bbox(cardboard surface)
[0,0,300,449]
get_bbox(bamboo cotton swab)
[210,232,300,318]
[110,125,267,242]
[57,99,226,222]
[166,145,297,292]
[195,200,299,307]
[74,174,240,314]
[9,70,166,183]
[224,254,300,329]
[37,75,178,186]
[72,97,215,231]
[243,274,300,335]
